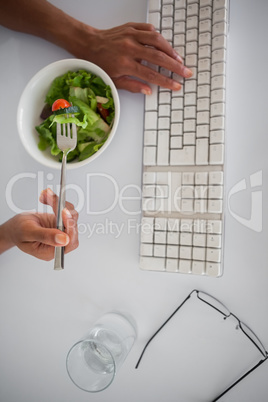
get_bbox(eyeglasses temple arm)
[211,356,268,402]
[135,290,197,369]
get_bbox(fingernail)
[175,53,183,63]
[141,88,152,95]
[63,207,72,218]
[39,190,45,202]
[172,81,181,90]
[55,233,69,245]
[47,188,54,196]
[183,66,193,78]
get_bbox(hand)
[0,0,192,94]
[0,188,79,260]
[67,22,193,94]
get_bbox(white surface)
[0,1,268,401]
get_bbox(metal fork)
[54,117,77,270]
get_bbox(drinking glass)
[66,312,136,392]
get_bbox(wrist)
[0,220,15,255]
[51,16,99,60]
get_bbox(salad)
[35,69,115,162]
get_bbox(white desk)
[0,1,268,401]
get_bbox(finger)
[40,188,76,218]
[122,22,156,32]
[113,76,153,94]
[39,188,59,215]
[127,62,182,91]
[65,200,77,217]
[134,46,192,79]
[27,226,70,247]
[134,29,183,62]
[62,208,79,253]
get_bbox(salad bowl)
[17,59,120,169]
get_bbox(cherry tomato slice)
[97,103,110,121]
[52,99,71,112]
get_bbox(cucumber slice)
[53,105,80,116]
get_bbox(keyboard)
[140,0,229,277]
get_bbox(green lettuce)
[36,69,115,162]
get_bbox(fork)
[54,117,77,270]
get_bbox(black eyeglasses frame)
[135,289,268,402]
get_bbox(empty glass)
[66,312,136,392]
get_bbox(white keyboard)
[140,0,229,277]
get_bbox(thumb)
[31,227,70,247]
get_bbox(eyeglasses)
[135,289,268,401]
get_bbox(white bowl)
[17,59,120,169]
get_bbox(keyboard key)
[196,138,209,165]
[210,130,224,144]
[149,0,161,12]
[145,86,158,111]
[144,130,157,146]
[180,232,193,246]
[166,259,179,272]
[211,103,225,117]
[193,246,206,261]
[193,233,206,247]
[199,45,211,58]
[209,144,224,164]
[157,130,170,165]
[195,171,208,185]
[212,35,227,51]
[185,92,197,106]
[187,16,199,29]
[167,245,179,258]
[200,0,212,6]
[206,262,221,277]
[179,259,192,273]
[162,17,173,29]
[208,185,223,199]
[168,232,180,245]
[199,19,212,33]
[144,146,157,166]
[210,116,225,130]
[209,171,223,185]
[170,146,195,165]
[175,8,186,21]
[140,243,153,256]
[197,98,210,111]
[144,111,157,130]
[174,21,186,34]
[163,5,173,17]
[170,136,183,148]
[213,8,228,24]
[140,256,166,271]
[148,12,161,30]
[208,199,223,213]
[213,21,227,37]
[199,32,212,46]
[198,58,211,72]
[206,247,221,262]
[200,6,212,21]
[211,89,225,103]
[192,261,205,275]
[175,0,186,8]
[171,123,183,135]
[213,0,228,11]
[207,234,222,248]
[212,61,226,76]
[187,3,199,17]
[207,220,222,234]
